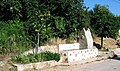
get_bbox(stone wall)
[60,48,98,63]
[40,45,59,53]
[23,45,58,55]
[58,43,80,52]
[13,60,57,71]
[23,43,80,55]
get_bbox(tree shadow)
[93,42,101,49]
[112,57,120,61]
[109,55,120,61]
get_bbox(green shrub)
[11,51,60,64]
[40,51,60,62]
[0,21,32,55]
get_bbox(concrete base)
[60,48,98,63]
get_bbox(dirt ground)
[0,53,15,71]
[94,37,118,49]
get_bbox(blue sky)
[84,0,120,15]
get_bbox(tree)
[0,0,22,21]
[0,0,89,54]
[114,16,120,38]
[32,11,51,52]
[91,4,118,48]
[24,0,87,42]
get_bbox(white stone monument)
[79,28,93,49]
[118,30,120,37]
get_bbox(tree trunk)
[101,36,103,49]
[36,32,39,53]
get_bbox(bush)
[40,51,60,62]
[0,21,32,54]
[11,51,60,64]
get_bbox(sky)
[84,0,120,15]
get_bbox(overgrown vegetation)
[0,0,120,55]
[11,51,60,64]
[0,20,32,54]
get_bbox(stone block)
[112,48,120,55]
[59,43,80,52]
[60,48,98,63]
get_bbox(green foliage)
[1,0,120,54]
[90,4,120,48]
[11,51,60,64]
[27,0,86,40]
[91,4,118,38]
[0,0,22,21]
[0,20,32,54]
[19,0,87,47]
[40,51,60,62]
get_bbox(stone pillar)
[79,28,87,49]
[79,28,93,49]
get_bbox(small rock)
[108,51,115,58]
[0,61,4,66]
[108,48,120,58]
[112,48,120,56]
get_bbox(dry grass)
[44,38,77,45]
[94,37,118,49]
